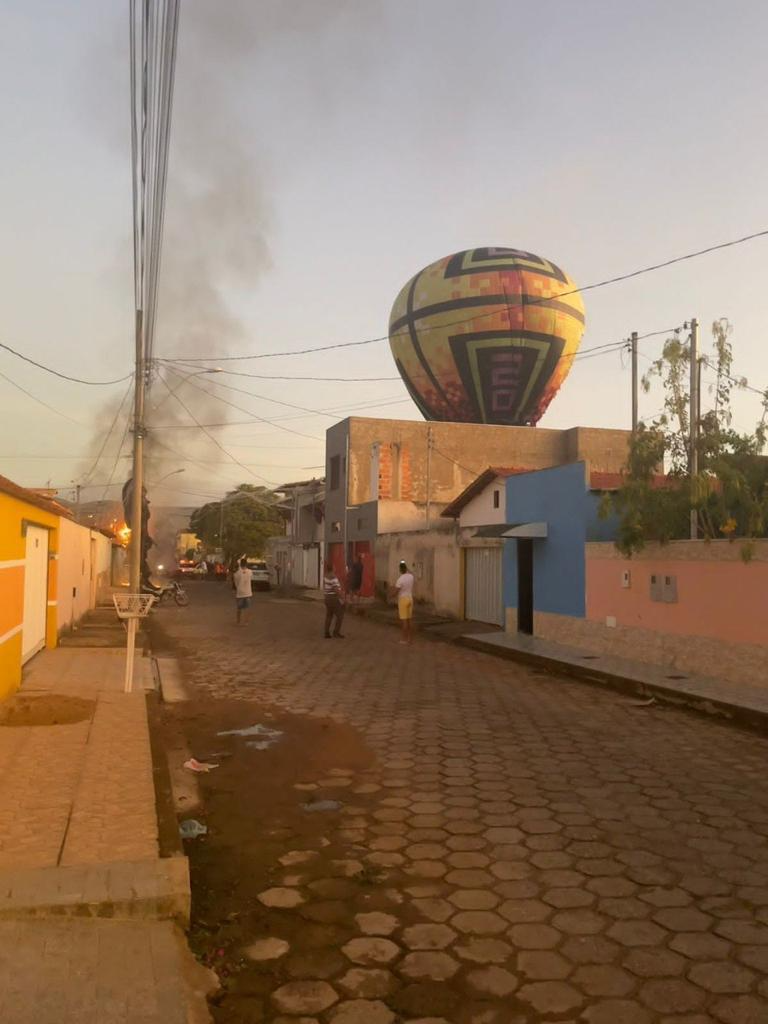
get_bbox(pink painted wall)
[587,549,768,646]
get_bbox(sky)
[1,0,767,509]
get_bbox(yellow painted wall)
[0,491,61,701]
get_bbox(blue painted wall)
[503,461,615,622]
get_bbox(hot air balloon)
[389,247,585,425]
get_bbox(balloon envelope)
[389,247,585,425]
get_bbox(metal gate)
[465,546,503,625]
[22,525,49,663]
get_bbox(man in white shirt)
[394,560,415,645]
[233,558,252,625]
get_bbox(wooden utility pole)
[688,317,699,540]
[425,426,433,527]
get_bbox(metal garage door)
[22,525,49,663]
[465,547,503,625]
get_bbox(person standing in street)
[394,559,415,645]
[347,555,364,610]
[323,562,345,638]
[233,558,252,625]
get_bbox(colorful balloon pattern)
[389,247,585,425]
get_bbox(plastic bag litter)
[245,737,282,750]
[179,819,208,838]
[216,723,283,740]
[301,799,343,813]
[184,758,219,773]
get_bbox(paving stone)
[670,932,732,959]
[639,978,706,1013]
[272,980,339,1014]
[243,937,290,961]
[402,923,456,950]
[412,897,454,923]
[355,912,399,936]
[448,889,499,910]
[572,963,635,997]
[498,898,550,923]
[552,909,607,935]
[399,951,459,981]
[451,911,507,935]
[517,980,583,1014]
[581,1000,652,1024]
[517,950,572,980]
[653,907,713,931]
[624,948,687,978]
[454,938,512,964]
[711,994,767,1023]
[608,920,668,947]
[258,886,305,908]
[687,961,755,994]
[341,937,401,965]
[328,999,395,1024]
[337,968,395,998]
[509,923,561,949]
[736,945,768,971]
[714,920,768,944]
[465,965,519,998]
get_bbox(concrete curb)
[0,857,190,923]
[458,633,768,735]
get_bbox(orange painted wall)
[587,555,768,646]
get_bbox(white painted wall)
[57,519,113,632]
[458,478,506,528]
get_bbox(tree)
[604,320,768,558]
[190,484,283,561]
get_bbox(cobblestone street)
[158,584,768,1024]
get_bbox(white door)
[22,526,49,663]
[465,547,503,625]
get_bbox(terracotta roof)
[440,467,525,519]
[0,474,72,517]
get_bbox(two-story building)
[266,478,324,588]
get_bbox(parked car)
[246,559,271,591]
[176,558,198,578]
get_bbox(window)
[492,489,500,509]
[330,455,340,490]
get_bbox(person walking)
[394,559,415,645]
[323,562,345,639]
[233,558,252,625]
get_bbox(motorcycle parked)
[142,579,190,607]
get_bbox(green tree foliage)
[190,484,283,561]
[604,320,768,558]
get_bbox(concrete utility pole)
[630,332,639,432]
[425,425,433,527]
[689,317,699,540]
[129,309,145,592]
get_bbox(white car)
[246,560,270,591]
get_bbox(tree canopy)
[190,484,283,561]
[603,320,768,559]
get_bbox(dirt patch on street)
[0,695,95,727]
[159,697,376,1022]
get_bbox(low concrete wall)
[375,526,463,618]
[505,539,768,687]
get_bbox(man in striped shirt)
[323,562,345,639]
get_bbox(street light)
[149,467,186,486]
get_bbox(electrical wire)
[100,412,133,500]
[0,341,133,385]
[163,229,768,364]
[431,445,485,479]
[79,379,134,484]
[154,370,277,485]
[0,369,86,426]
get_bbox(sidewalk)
[0,646,215,1023]
[460,629,768,732]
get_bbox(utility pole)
[630,332,638,432]
[425,425,433,527]
[75,483,82,523]
[129,309,145,591]
[688,317,699,540]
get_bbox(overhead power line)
[79,380,134,484]
[0,341,132,386]
[0,369,87,425]
[163,229,768,364]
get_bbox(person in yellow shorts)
[395,560,415,645]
